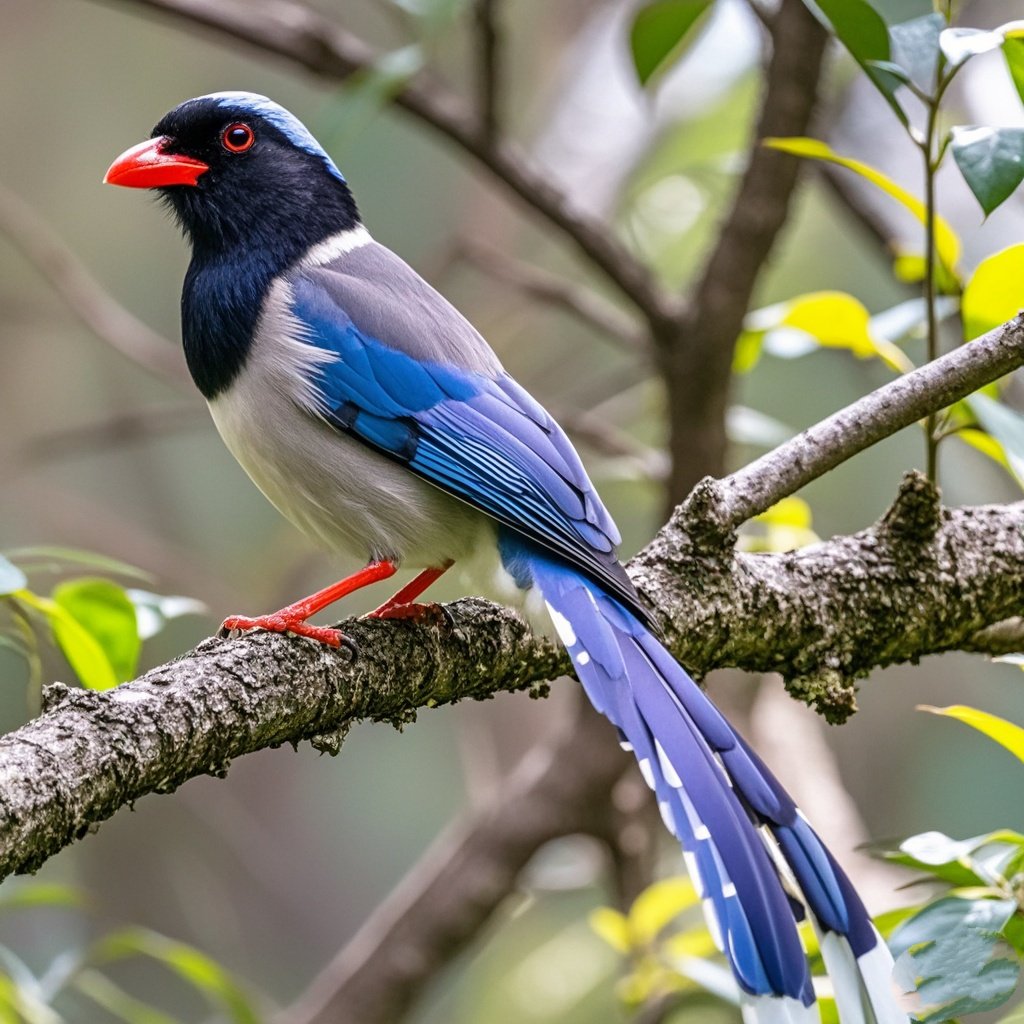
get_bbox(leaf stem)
[921,68,956,484]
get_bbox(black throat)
[173,175,360,401]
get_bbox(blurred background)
[1,0,1023,1021]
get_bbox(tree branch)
[278,693,629,1024]
[660,0,830,504]
[4,465,1024,879]
[0,182,189,388]
[101,0,675,323]
[453,238,648,353]
[710,312,1024,529]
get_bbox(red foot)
[365,601,449,626]
[220,613,345,648]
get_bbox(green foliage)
[629,0,714,86]
[961,244,1024,341]
[763,136,962,278]
[918,704,1024,763]
[878,707,1024,1022]
[808,0,909,124]
[589,877,738,1008]
[952,127,1024,217]
[0,547,204,697]
[0,882,258,1024]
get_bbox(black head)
[105,92,360,261]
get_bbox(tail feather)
[527,554,906,1023]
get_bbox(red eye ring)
[222,123,255,153]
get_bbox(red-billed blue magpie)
[105,93,905,1023]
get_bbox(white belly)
[209,361,490,569]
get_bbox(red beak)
[104,137,209,189]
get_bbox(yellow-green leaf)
[919,704,1024,763]
[962,244,1024,341]
[756,495,812,530]
[748,291,914,372]
[52,578,140,682]
[15,589,118,691]
[589,907,632,954]
[628,876,699,945]
[765,137,961,274]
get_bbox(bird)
[105,92,905,1024]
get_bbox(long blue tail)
[525,551,905,1024]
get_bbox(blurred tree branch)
[0,182,189,387]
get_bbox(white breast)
[207,280,489,569]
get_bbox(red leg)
[221,560,398,647]
[366,562,453,622]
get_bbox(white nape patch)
[544,603,577,647]
[740,994,820,1024]
[301,225,374,268]
[576,651,591,667]
[655,739,683,788]
[637,757,656,789]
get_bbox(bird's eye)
[222,123,255,153]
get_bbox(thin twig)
[0,182,188,388]
[475,0,500,145]
[20,404,203,466]
[711,313,1024,529]
[456,238,648,352]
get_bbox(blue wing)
[288,266,646,618]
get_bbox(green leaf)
[919,704,1024,763]
[15,589,119,691]
[0,883,85,912]
[890,895,1020,1022]
[764,137,961,273]
[1004,32,1024,105]
[889,12,944,93]
[316,46,424,150]
[962,243,1024,340]
[75,969,181,1024]
[952,126,1024,216]
[53,579,140,684]
[4,546,150,581]
[0,556,26,597]
[968,393,1024,489]
[940,26,1007,68]
[629,0,714,86]
[92,929,258,1024]
[806,0,908,123]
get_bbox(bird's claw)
[219,613,353,650]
